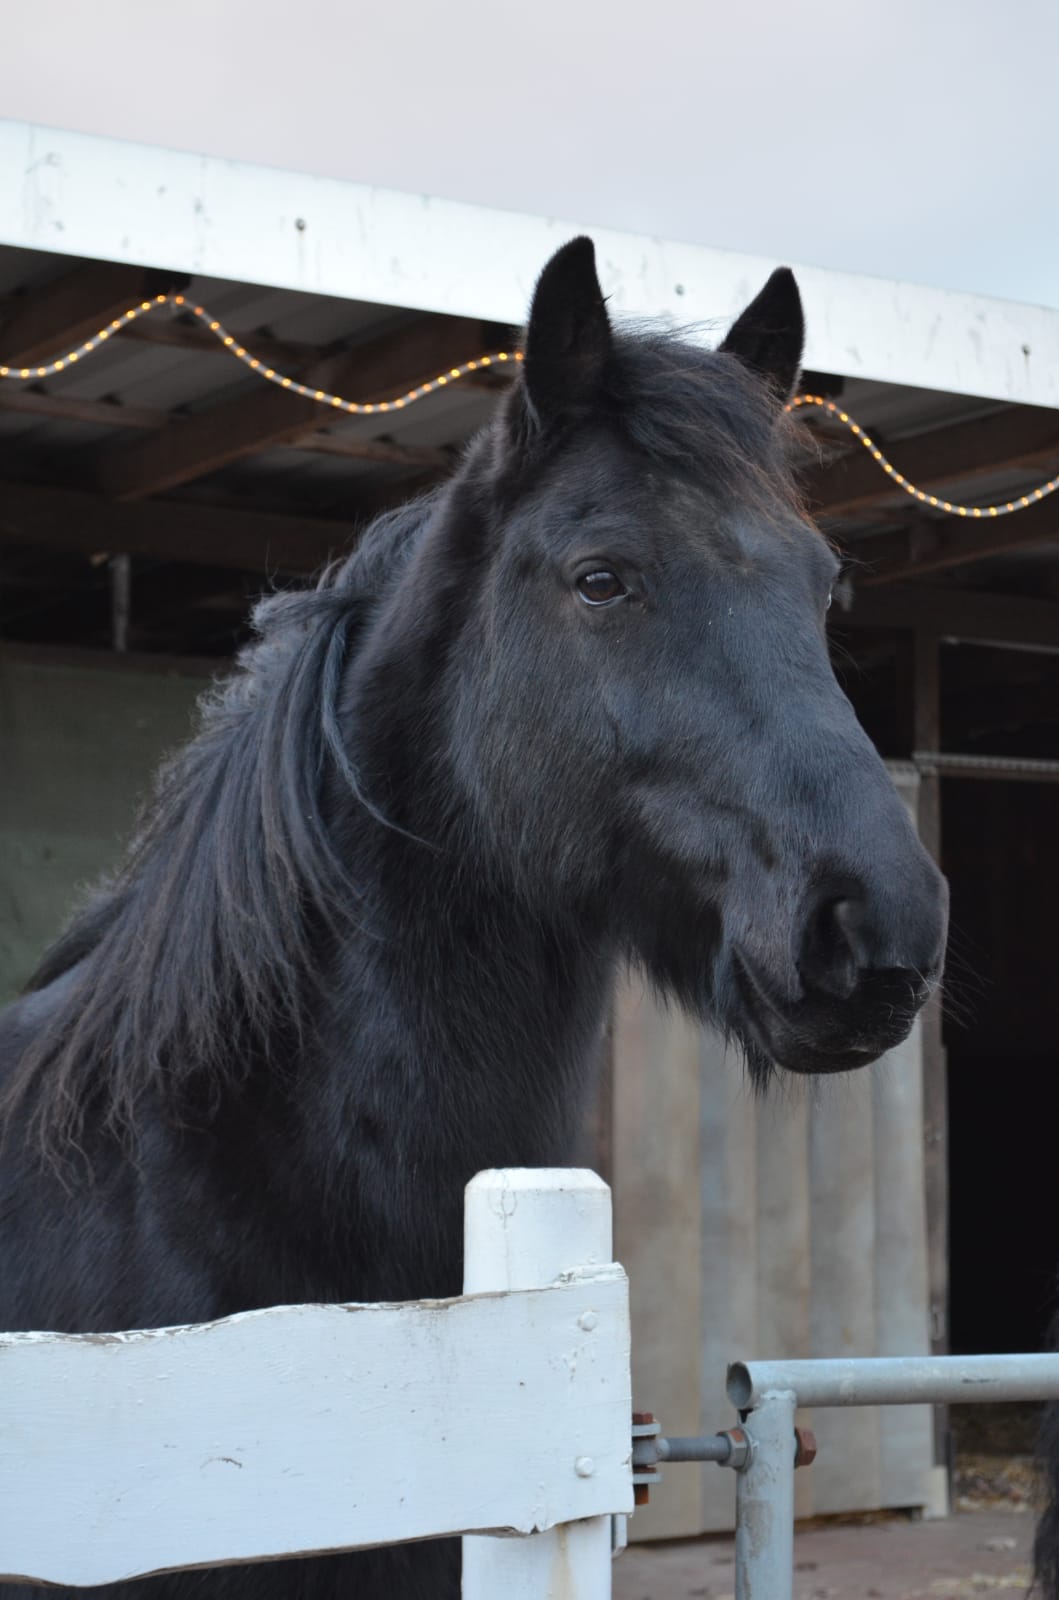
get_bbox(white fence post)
[462,1168,623,1600]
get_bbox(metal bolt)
[578,1311,598,1332]
[295,218,307,232]
[721,1425,752,1472]
[793,1426,817,1468]
[575,1456,595,1478]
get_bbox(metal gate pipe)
[734,1388,795,1600]
[728,1353,1059,1411]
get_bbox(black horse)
[0,238,947,1598]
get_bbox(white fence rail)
[7,1168,1057,1599]
[0,1168,633,1595]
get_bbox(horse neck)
[229,841,612,1301]
[319,840,614,1172]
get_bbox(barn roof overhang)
[1,117,1058,699]
[4,118,1059,410]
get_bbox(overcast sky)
[6,0,1059,309]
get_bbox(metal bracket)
[631,1412,662,1506]
[631,1410,816,1506]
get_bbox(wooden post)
[462,1169,621,1600]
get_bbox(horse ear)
[521,236,612,427]
[719,267,804,404]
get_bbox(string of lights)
[1,293,1054,518]
[0,291,524,415]
[786,393,1059,519]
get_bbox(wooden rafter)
[293,431,450,469]
[0,388,168,430]
[845,496,1059,585]
[0,480,356,575]
[834,582,1059,651]
[0,263,179,366]
[0,384,451,470]
[97,316,507,502]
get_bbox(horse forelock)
[610,327,811,513]
[491,323,815,556]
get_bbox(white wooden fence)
[0,1169,633,1596]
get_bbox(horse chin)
[771,1038,892,1078]
[737,1022,886,1082]
[730,950,917,1081]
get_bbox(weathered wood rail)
[0,1169,632,1597]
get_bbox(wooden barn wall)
[0,653,207,1003]
[612,767,936,1537]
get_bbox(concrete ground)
[612,1508,1034,1599]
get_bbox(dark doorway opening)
[944,776,1058,1356]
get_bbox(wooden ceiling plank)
[116,316,322,369]
[97,316,503,502]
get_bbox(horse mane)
[4,326,810,1159]
[5,496,433,1156]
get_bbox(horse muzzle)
[732,949,936,1076]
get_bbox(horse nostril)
[797,895,863,1000]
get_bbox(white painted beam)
[2,119,1059,410]
[0,1266,631,1585]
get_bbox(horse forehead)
[654,480,805,563]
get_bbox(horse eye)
[576,569,628,606]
